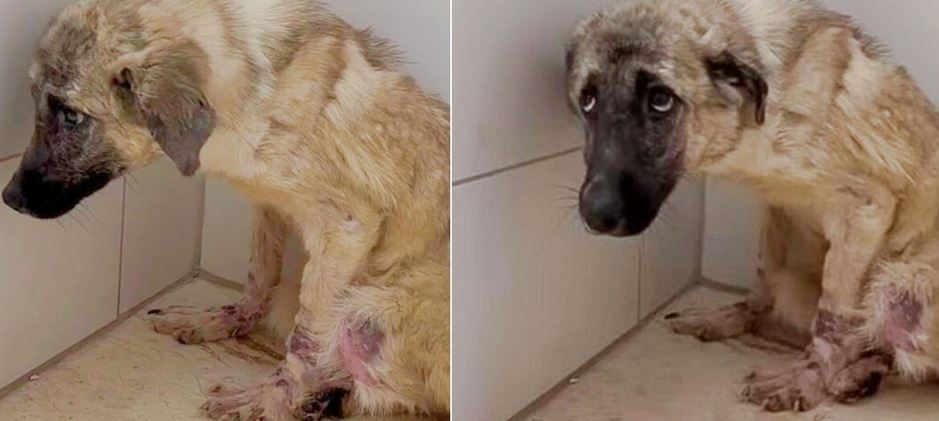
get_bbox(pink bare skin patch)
[339,321,385,386]
[883,291,923,352]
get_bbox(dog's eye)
[580,85,598,115]
[582,95,596,113]
[59,108,86,127]
[648,87,675,113]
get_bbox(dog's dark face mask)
[567,38,768,237]
[3,11,216,220]
[3,92,123,219]
[573,64,687,237]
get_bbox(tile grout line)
[0,271,197,401]
[699,276,751,296]
[195,268,245,292]
[116,178,127,316]
[636,235,646,320]
[191,177,207,271]
[453,147,582,187]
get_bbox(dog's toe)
[741,360,825,412]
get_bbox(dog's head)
[3,3,216,219]
[566,0,767,236]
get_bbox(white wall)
[452,0,704,419]
[200,1,450,283]
[0,0,75,158]
[0,2,204,389]
[702,1,939,290]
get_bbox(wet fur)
[569,0,939,411]
[28,0,449,419]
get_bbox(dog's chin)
[12,198,83,220]
[583,212,658,238]
[5,176,113,220]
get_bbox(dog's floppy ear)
[112,45,216,176]
[706,51,768,126]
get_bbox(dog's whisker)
[125,174,144,192]
[67,213,92,234]
[77,202,101,224]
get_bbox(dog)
[2,0,450,419]
[567,0,939,412]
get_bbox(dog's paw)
[147,303,259,344]
[664,302,752,342]
[296,388,349,421]
[740,359,826,412]
[828,352,891,403]
[202,380,293,421]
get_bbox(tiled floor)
[0,279,425,421]
[524,286,939,421]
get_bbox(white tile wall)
[0,156,206,389]
[641,179,705,315]
[0,158,123,387]
[0,0,209,391]
[453,0,705,418]
[452,0,623,181]
[702,180,761,289]
[200,180,252,284]
[0,0,76,158]
[120,159,204,312]
[453,153,642,421]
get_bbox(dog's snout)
[580,179,626,234]
[2,172,27,214]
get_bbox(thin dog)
[568,0,939,411]
[2,0,450,419]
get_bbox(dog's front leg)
[742,189,897,411]
[204,206,382,421]
[149,206,289,344]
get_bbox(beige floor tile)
[525,287,939,421]
[0,279,426,421]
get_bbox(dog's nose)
[580,179,625,234]
[2,173,28,214]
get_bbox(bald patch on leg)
[339,320,385,386]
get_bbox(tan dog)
[567,0,939,412]
[2,0,450,419]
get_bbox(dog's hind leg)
[667,207,822,345]
[863,258,939,381]
[148,206,289,344]
[295,278,450,420]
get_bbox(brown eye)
[648,87,674,113]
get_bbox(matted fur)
[27,0,449,419]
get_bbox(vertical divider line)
[696,177,708,282]
[637,235,644,323]
[117,177,127,316]
[192,176,207,272]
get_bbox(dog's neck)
[137,0,376,182]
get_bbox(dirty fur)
[25,0,449,419]
[569,0,939,412]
